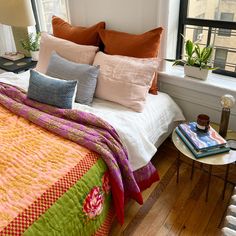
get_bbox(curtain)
[35,0,70,33]
[0,24,16,55]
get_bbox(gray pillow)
[27,70,77,109]
[46,52,99,105]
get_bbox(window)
[32,0,69,33]
[177,0,236,77]
[214,48,228,69]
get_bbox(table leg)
[176,151,180,184]
[222,164,230,200]
[205,165,212,202]
[191,160,195,180]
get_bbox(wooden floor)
[110,139,235,236]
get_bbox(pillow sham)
[99,27,163,95]
[52,16,105,47]
[99,27,163,58]
[27,70,77,109]
[35,32,99,74]
[46,52,99,105]
[93,52,159,112]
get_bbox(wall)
[69,0,158,34]
[68,0,180,66]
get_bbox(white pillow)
[93,52,159,112]
[36,32,99,74]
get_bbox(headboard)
[69,0,160,34]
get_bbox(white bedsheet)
[0,71,185,170]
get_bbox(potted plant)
[20,32,41,61]
[167,37,216,80]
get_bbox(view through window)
[177,0,236,77]
[34,0,69,33]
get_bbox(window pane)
[214,48,228,69]
[187,0,236,22]
[185,25,209,44]
[211,28,236,72]
[35,0,69,33]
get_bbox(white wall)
[69,0,159,34]
[68,0,180,66]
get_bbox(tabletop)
[172,124,236,166]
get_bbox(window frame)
[31,0,40,32]
[176,0,236,77]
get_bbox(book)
[1,52,25,61]
[175,127,230,159]
[178,122,227,151]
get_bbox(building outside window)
[177,0,236,77]
[218,12,234,36]
[214,48,228,69]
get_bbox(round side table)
[172,128,236,201]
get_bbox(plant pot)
[30,51,39,61]
[184,65,209,80]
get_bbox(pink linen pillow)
[93,52,159,112]
[36,32,99,74]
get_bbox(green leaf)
[20,32,41,52]
[202,47,212,62]
[194,44,201,59]
[185,40,195,57]
[173,59,185,66]
[165,59,176,62]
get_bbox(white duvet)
[0,71,185,171]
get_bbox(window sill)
[159,65,236,97]
[158,64,236,130]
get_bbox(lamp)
[0,0,36,56]
[219,94,235,138]
[0,0,35,27]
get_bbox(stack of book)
[176,122,230,158]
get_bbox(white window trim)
[160,64,236,95]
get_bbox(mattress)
[0,71,185,170]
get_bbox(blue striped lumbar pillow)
[27,70,77,109]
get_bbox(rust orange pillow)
[99,27,163,58]
[52,16,105,47]
[99,27,163,94]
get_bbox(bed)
[0,71,184,235]
[0,17,184,235]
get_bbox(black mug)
[196,114,210,132]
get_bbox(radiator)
[222,187,236,236]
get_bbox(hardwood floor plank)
[123,161,178,236]
[129,163,193,236]
[203,183,234,236]
[110,140,234,236]
[179,173,226,235]
[155,166,202,236]
[110,152,174,236]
